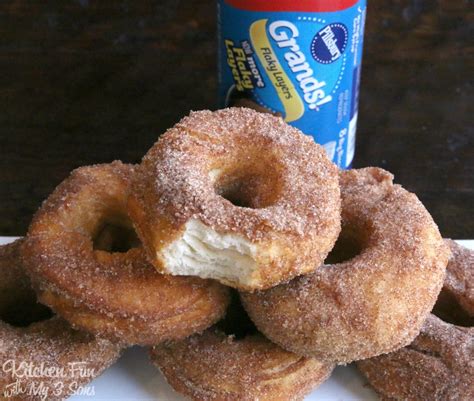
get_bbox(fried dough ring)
[357,240,474,401]
[128,108,341,290]
[0,240,121,401]
[22,162,230,345]
[150,295,334,401]
[241,168,449,363]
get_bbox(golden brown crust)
[35,285,231,345]
[128,107,341,290]
[357,241,474,401]
[22,162,230,345]
[150,329,334,401]
[0,241,121,401]
[358,316,473,401]
[241,168,449,363]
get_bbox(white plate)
[2,237,472,401]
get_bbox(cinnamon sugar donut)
[150,295,334,401]
[0,240,121,401]
[22,162,230,345]
[357,240,473,401]
[128,107,341,290]
[241,167,449,363]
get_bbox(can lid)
[224,0,359,13]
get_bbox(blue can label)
[218,0,367,168]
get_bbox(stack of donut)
[2,107,470,401]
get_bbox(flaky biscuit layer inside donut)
[163,219,257,287]
[129,108,341,290]
[22,162,230,345]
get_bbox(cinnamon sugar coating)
[128,107,341,290]
[357,240,474,401]
[1,318,121,401]
[0,241,121,401]
[22,162,230,345]
[150,329,333,401]
[241,168,449,363]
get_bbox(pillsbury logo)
[311,23,348,64]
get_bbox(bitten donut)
[241,168,449,363]
[22,162,230,345]
[0,240,121,401]
[357,240,473,401]
[150,296,334,401]
[128,107,341,290]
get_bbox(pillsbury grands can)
[217,0,367,168]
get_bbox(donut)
[128,107,341,290]
[241,167,450,363]
[0,240,121,401]
[150,294,334,401]
[22,162,230,345]
[357,240,474,401]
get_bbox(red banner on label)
[225,0,359,13]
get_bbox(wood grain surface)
[0,0,472,237]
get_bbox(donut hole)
[324,227,364,264]
[432,289,474,327]
[216,179,253,208]
[92,211,140,253]
[1,297,53,327]
[217,291,258,339]
[213,163,282,209]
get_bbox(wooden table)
[0,0,472,238]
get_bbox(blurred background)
[0,0,472,237]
